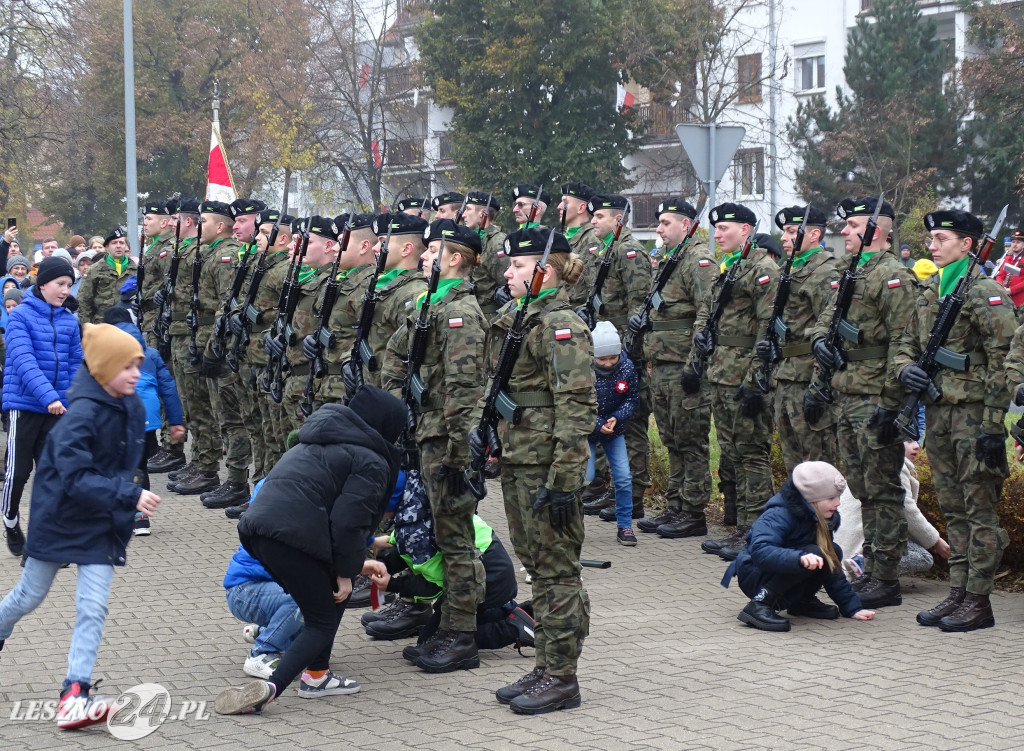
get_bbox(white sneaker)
[297,670,360,698]
[242,624,261,644]
[243,653,280,679]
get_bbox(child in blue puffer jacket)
[587,321,638,546]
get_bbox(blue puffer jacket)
[590,350,638,439]
[722,479,862,618]
[114,322,184,430]
[24,366,146,566]
[3,288,82,412]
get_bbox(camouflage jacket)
[483,287,597,492]
[164,237,200,338]
[809,248,917,409]
[471,224,508,318]
[195,237,243,354]
[285,264,334,370]
[774,249,845,383]
[139,234,175,325]
[321,263,376,366]
[691,247,780,389]
[642,239,718,364]
[894,271,1014,433]
[243,250,291,366]
[78,254,138,324]
[590,226,652,332]
[361,269,427,388]
[381,282,487,464]
[565,223,602,307]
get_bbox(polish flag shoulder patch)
[159,250,168,258]
[699,259,711,266]
[448,317,464,327]
[615,380,629,393]
[554,328,572,340]
[989,296,1004,306]
[757,275,771,285]
[626,250,637,258]
[496,249,505,257]
[887,278,901,288]
[221,256,232,263]
[830,280,840,289]
[588,246,598,255]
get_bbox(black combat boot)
[850,573,872,592]
[916,586,966,627]
[201,481,250,509]
[508,673,581,714]
[938,592,995,632]
[166,462,195,483]
[224,501,249,519]
[581,475,609,503]
[637,507,679,533]
[701,526,745,554]
[495,667,546,705]
[414,630,480,673]
[174,470,220,495]
[721,483,737,527]
[787,595,839,620]
[598,505,644,522]
[857,578,902,608]
[364,601,433,639]
[656,511,708,539]
[717,527,750,561]
[361,598,411,627]
[148,448,186,473]
[738,587,791,632]
[403,626,447,663]
[347,574,372,608]
[582,488,614,516]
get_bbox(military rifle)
[210,232,259,363]
[265,223,310,402]
[402,234,445,438]
[228,212,285,373]
[186,221,204,363]
[898,205,1008,441]
[480,194,494,231]
[453,193,469,226]
[465,228,557,500]
[808,192,885,404]
[153,217,183,359]
[345,220,393,398]
[578,203,631,331]
[755,206,811,394]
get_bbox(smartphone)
[6,218,14,229]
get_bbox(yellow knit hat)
[82,323,144,386]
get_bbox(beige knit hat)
[792,461,846,503]
[82,323,144,386]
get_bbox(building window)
[861,0,873,10]
[736,53,762,104]
[798,55,825,90]
[733,148,764,196]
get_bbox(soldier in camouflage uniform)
[464,191,508,319]
[380,220,488,673]
[627,198,718,538]
[807,197,917,608]
[469,227,595,714]
[431,191,463,221]
[578,194,653,517]
[510,184,548,230]
[686,203,779,559]
[558,182,600,308]
[896,209,1015,631]
[396,196,431,218]
[77,227,138,324]
[756,206,843,473]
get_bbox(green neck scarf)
[938,255,970,297]
[565,226,582,240]
[857,250,878,268]
[206,237,226,252]
[518,221,541,230]
[105,254,129,275]
[517,287,557,308]
[296,265,319,284]
[239,242,257,261]
[720,249,742,272]
[790,246,822,269]
[375,268,406,290]
[416,278,462,309]
[144,237,160,255]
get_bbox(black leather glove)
[898,363,933,393]
[494,285,513,308]
[434,462,468,497]
[575,306,596,330]
[152,288,167,309]
[341,359,362,395]
[802,390,826,425]
[468,424,501,464]
[681,370,701,394]
[1015,384,1024,407]
[263,332,285,359]
[755,339,777,363]
[301,334,319,361]
[812,338,838,372]
[975,433,1006,469]
[627,313,645,336]
[227,312,245,338]
[866,407,900,444]
[734,385,764,418]
[201,355,225,379]
[532,487,578,531]
[185,310,198,332]
[693,329,713,357]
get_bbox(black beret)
[431,192,464,210]
[104,226,127,246]
[177,197,201,214]
[230,198,268,219]
[307,215,339,241]
[1011,228,1024,241]
[143,201,172,216]
[836,196,895,220]
[561,182,597,203]
[396,197,430,213]
[423,219,483,256]
[656,198,697,220]
[164,198,179,214]
[372,212,428,237]
[587,194,629,213]
[255,208,294,226]
[774,205,827,229]
[200,200,233,218]
[923,210,984,239]
[291,217,308,233]
[709,202,757,226]
[466,191,501,212]
[512,184,551,205]
[754,233,782,258]
[503,227,571,257]
[336,212,375,231]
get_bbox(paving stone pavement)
[2,469,1024,750]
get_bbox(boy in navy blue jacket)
[588,322,639,546]
[0,323,161,729]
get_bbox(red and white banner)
[206,122,236,202]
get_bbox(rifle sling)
[174,313,216,326]
[716,335,756,348]
[844,345,888,362]
[505,391,554,408]
[780,342,814,358]
[649,315,696,332]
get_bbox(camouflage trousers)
[500,464,590,677]
[250,364,284,476]
[317,372,350,405]
[420,437,485,632]
[651,363,711,513]
[773,379,839,474]
[170,335,221,472]
[215,366,261,484]
[925,403,1009,595]
[711,383,775,526]
[837,393,905,581]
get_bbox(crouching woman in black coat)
[215,386,407,715]
[722,461,875,632]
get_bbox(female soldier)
[469,227,597,715]
[897,210,1015,632]
[380,219,489,674]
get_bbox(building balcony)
[396,0,429,26]
[386,137,424,167]
[634,102,697,141]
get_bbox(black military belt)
[506,391,555,408]
[172,313,188,322]
[606,315,628,328]
[290,362,311,377]
[650,316,696,331]
[845,345,888,362]
[717,335,756,348]
[781,342,814,358]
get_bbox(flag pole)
[123,0,139,257]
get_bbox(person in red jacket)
[994,229,1024,307]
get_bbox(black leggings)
[2,410,60,524]
[241,534,347,694]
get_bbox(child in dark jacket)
[722,461,874,632]
[587,321,638,546]
[0,323,160,729]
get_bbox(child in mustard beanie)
[0,322,160,729]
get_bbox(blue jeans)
[0,557,113,688]
[586,433,633,527]
[225,580,303,657]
